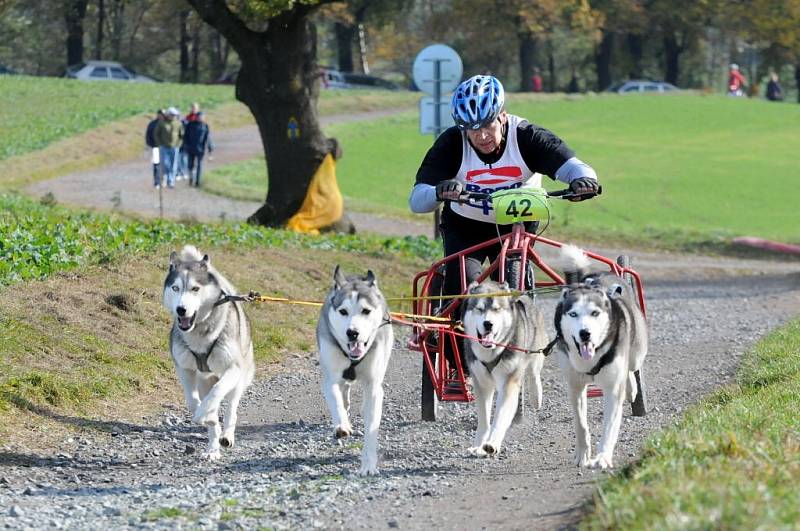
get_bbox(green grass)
[0,76,237,161]
[583,318,800,529]
[203,93,800,247]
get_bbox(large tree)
[64,0,88,66]
[188,0,346,228]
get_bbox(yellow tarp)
[286,153,343,234]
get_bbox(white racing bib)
[449,114,541,223]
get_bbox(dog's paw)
[575,449,592,467]
[467,446,488,457]
[481,442,501,456]
[201,449,222,461]
[219,434,235,448]
[358,462,379,476]
[192,409,218,426]
[334,425,352,440]
[587,454,614,470]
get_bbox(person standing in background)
[727,63,747,97]
[145,109,165,188]
[183,111,214,188]
[531,68,543,93]
[766,72,783,101]
[154,107,183,189]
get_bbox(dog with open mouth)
[162,245,254,460]
[461,279,548,457]
[554,244,648,469]
[317,266,393,475]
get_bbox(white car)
[606,80,678,94]
[64,61,157,82]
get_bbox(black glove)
[435,179,464,201]
[569,177,599,201]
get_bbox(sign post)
[413,44,463,238]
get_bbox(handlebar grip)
[464,192,491,201]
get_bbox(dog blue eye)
[339,309,348,316]
[172,285,179,292]
[361,308,371,315]
[568,311,578,318]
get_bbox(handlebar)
[461,186,602,203]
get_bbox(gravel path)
[7,115,800,529]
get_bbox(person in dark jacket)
[145,109,165,188]
[766,72,783,101]
[182,112,214,187]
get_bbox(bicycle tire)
[421,346,438,421]
[617,255,648,417]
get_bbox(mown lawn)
[203,93,800,247]
[584,318,800,529]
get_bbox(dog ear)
[169,251,178,270]
[467,280,480,293]
[199,254,210,271]
[607,283,625,298]
[365,270,376,287]
[333,265,346,288]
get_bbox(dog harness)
[178,333,218,373]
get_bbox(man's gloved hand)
[569,177,599,201]
[435,179,464,201]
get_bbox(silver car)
[607,80,678,94]
[64,61,157,82]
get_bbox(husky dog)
[554,245,648,469]
[461,279,547,457]
[317,266,393,476]
[162,245,255,460]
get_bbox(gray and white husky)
[317,266,393,476]
[461,279,547,457]
[554,245,648,469]
[162,245,255,460]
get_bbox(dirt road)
[5,115,800,529]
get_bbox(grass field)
[584,318,800,529]
[204,93,800,247]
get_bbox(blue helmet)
[451,75,505,130]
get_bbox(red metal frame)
[407,223,647,403]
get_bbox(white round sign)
[412,44,463,95]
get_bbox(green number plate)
[492,188,550,224]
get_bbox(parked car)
[320,67,399,90]
[606,80,678,94]
[0,64,18,75]
[64,61,157,82]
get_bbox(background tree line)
[2,0,799,94]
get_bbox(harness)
[178,291,238,373]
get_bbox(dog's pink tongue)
[179,316,192,328]
[580,342,595,360]
[480,332,495,347]
[349,343,366,359]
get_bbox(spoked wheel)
[421,345,438,421]
[617,254,648,417]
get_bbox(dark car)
[0,64,18,75]
[341,72,399,90]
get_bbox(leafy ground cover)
[203,93,800,247]
[0,192,432,442]
[584,318,800,529]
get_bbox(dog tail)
[561,244,591,284]
[179,245,204,262]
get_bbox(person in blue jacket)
[182,112,214,188]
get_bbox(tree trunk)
[595,31,614,91]
[663,32,681,85]
[547,44,556,92]
[357,23,369,74]
[95,0,104,60]
[109,0,124,60]
[188,0,348,229]
[334,21,355,72]
[626,33,643,78]
[64,0,88,67]
[191,23,200,83]
[179,10,190,83]
[518,30,537,92]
